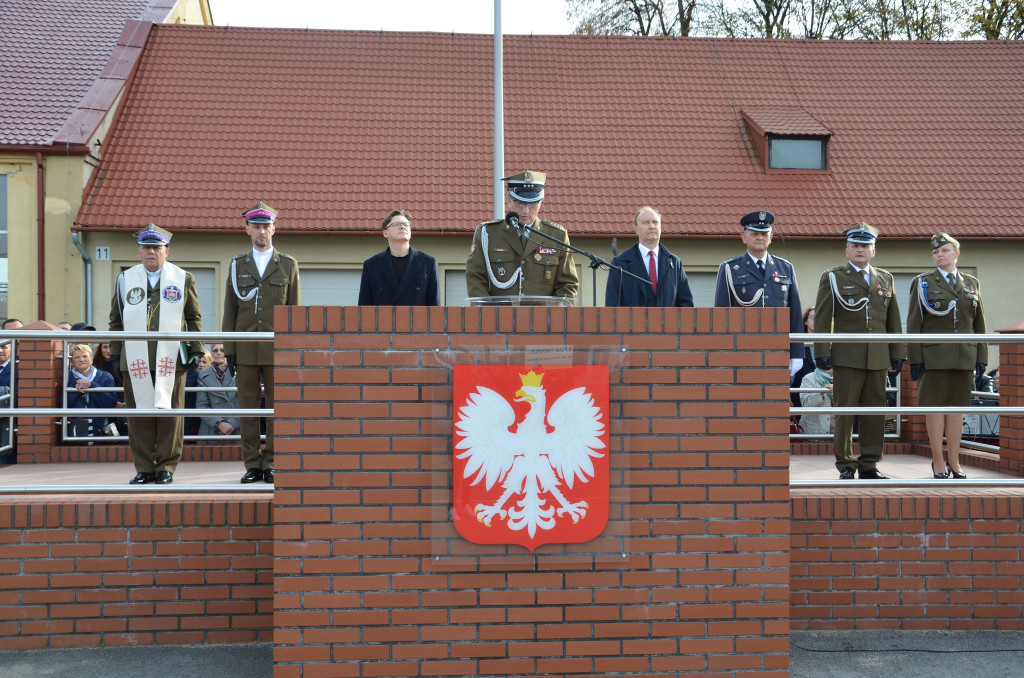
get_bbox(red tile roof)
[0,0,179,147]
[75,28,1024,240]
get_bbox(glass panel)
[769,138,825,169]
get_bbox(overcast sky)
[207,0,575,34]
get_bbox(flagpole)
[493,0,505,219]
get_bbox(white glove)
[789,358,804,380]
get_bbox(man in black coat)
[605,206,694,307]
[358,209,440,306]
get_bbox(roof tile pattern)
[1,0,174,146]
[76,29,1024,239]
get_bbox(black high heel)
[932,463,949,479]
[946,461,967,479]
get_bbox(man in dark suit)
[358,209,440,306]
[813,223,904,480]
[605,206,693,307]
[223,201,301,484]
[714,211,804,380]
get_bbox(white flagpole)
[493,0,505,219]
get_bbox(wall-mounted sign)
[453,365,609,552]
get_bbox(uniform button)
[521,260,526,265]
[257,320,262,325]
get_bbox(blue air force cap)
[740,211,774,232]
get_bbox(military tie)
[947,272,956,286]
[757,260,765,276]
[648,251,657,295]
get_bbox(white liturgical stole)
[121,263,187,409]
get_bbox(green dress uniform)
[813,263,904,471]
[907,269,987,405]
[222,249,301,473]
[109,272,203,475]
[465,219,579,298]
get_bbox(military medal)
[534,253,542,262]
[781,285,787,291]
[545,270,552,281]
[497,266,505,276]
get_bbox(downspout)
[70,232,92,326]
[36,152,45,319]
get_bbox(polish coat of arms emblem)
[452,365,610,551]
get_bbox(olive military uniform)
[907,268,987,405]
[465,218,579,298]
[814,263,903,472]
[222,249,301,473]
[109,271,203,475]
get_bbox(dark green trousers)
[122,370,185,474]
[832,366,887,471]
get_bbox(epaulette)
[277,252,298,263]
[539,219,566,233]
[478,219,504,229]
[963,273,980,283]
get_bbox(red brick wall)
[274,306,792,678]
[0,494,273,650]
[791,490,1024,630]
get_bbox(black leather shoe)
[839,467,856,480]
[241,469,263,484]
[932,463,950,479]
[946,462,967,479]
[859,468,889,480]
[262,469,275,484]
[154,471,173,484]
[129,472,155,485]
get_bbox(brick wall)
[791,490,1024,630]
[274,306,793,678]
[0,494,273,650]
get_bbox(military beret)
[503,170,546,204]
[242,201,278,224]
[844,222,879,244]
[740,211,774,232]
[930,232,960,250]
[135,224,172,246]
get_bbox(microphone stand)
[510,215,651,307]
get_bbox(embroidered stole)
[121,263,187,409]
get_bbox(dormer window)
[769,135,828,169]
[741,107,832,172]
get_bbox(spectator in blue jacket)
[66,344,119,437]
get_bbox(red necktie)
[648,251,657,295]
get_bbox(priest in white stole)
[109,225,204,485]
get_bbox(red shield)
[452,365,610,552]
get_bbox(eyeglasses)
[386,221,410,229]
[211,347,224,352]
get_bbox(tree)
[961,0,1024,38]
[567,0,701,36]
[796,0,861,38]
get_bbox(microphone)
[505,211,520,231]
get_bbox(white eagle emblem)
[454,369,607,543]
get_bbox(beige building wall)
[78,230,1017,368]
